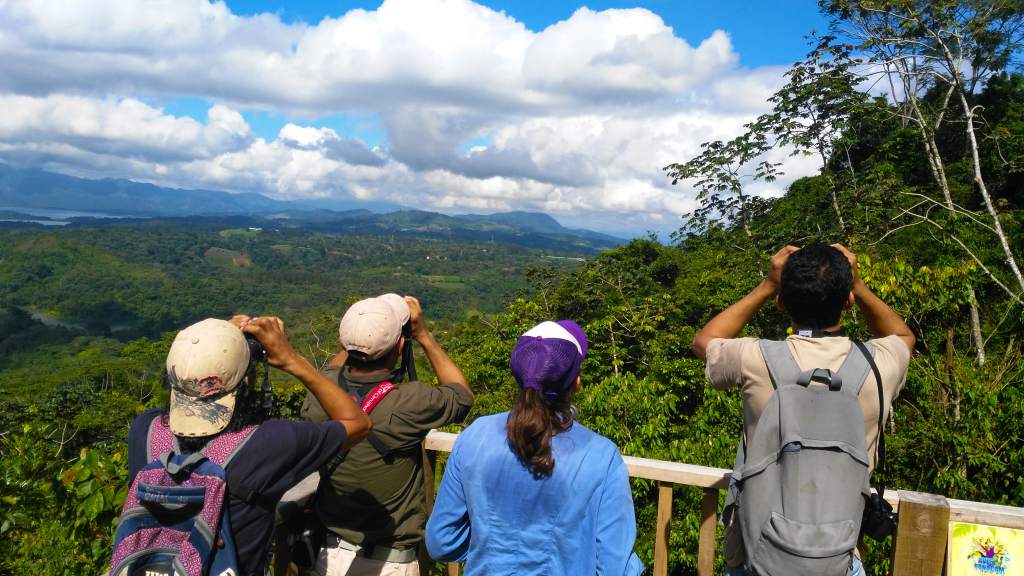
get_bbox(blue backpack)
[109,417,258,576]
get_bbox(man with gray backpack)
[693,244,914,576]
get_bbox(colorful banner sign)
[948,521,1024,576]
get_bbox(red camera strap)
[359,381,395,414]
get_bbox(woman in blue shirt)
[426,320,644,575]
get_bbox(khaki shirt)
[705,334,911,474]
[302,367,474,549]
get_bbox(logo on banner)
[969,537,1010,574]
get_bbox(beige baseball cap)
[339,293,410,360]
[165,318,250,437]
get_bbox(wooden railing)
[422,430,1024,576]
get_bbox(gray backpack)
[725,340,876,576]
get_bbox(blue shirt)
[426,412,644,576]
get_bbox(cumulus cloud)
[0,0,732,112]
[278,124,385,166]
[0,0,816,236]
[0,95,252,162]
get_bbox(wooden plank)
[885,490,901,512]
[422,443,437,514]
[697,488,718,576]
[947,498,1024,530]
[621,455,731,488]
[892,491,949,576]
[425,430,1024,575]
[424,430,458,452]
[425,431,731,488]
[653,482,672,576]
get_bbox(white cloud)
[0,0,816,236]
[0,94,251,162]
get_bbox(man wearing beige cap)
[121,316,371,576]
[303,294,474,576]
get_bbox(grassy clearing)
[204,247,251,268]
[218,228,260,239]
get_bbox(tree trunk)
[969,288,985,367]
[946,327,959,422]
[901,68,954,208]
[909,107,953,208]
[960,91,1024,296]
[609,325,619,377]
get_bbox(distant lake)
[0,206,140,226]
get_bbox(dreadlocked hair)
[506,386,575,478]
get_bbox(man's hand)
[239,315,300,371]
[766,245,799,293]
[831,243,862,287]
[403,295,471,396]
[232,315,370,447]
[229,314,251,330]
[829,245,916,352]
[405,296,430,341]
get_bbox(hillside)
[0,224,586,345]
[0,165,622,251]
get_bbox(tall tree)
[821,0,1024,305]
[663,129,779,239]
[760,35,868,232]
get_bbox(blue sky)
[0,0,831,236]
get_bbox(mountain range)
[0,164,622,252]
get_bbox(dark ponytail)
[506,387,575,478]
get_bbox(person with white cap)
[123,316,371,576]
[302,294,473,576]
[425,320,644,575]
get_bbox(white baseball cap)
[165,318,250,437]
[339,293,410,360]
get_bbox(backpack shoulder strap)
[759,339,801,390]
[323,382,405,474]
[360,381,396,414]
[834,340,874,397]
[203,425,279,511]
[359,381,401,460]
[360,382,420,461]
[146,415,179,462]
[854,341,888,490]
[202,425,259,468]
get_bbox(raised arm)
[238,315,371,450]
[692,246,797,360]
[406,296,472,398]
[832,244,916,353]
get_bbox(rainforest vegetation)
[1,1,1023,575]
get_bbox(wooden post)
[697,488,718,576]
[422,443,437,514]
[654,482,673,576]
[419,443,438,575]
[892,491,950,576]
